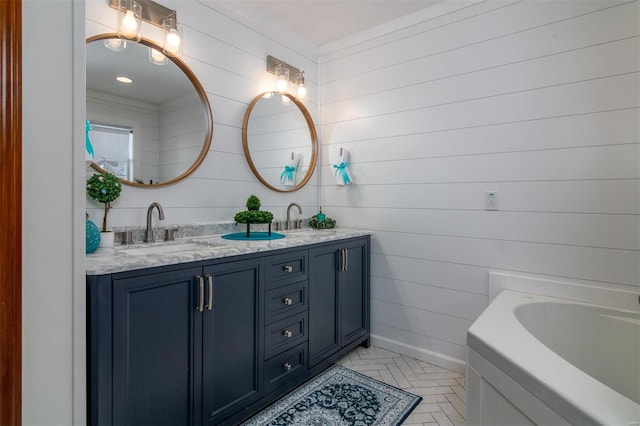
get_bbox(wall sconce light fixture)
[267,55,307,101]
[109,0,182,56]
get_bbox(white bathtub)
[466,273,640,425]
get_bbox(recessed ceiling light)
[116,76,133,84]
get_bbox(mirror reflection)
[242,93,317,192]
[86,34,212,186]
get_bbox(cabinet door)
[309,238,370,367]
[340,240,369,345]
[308,244,340,367]
[202,259,262,425]
[112,266,202,426]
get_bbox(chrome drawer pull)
[282,330,293,338]
[283,297,293,305]
[283,363,292,372]
[283,265,293,273]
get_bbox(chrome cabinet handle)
[283,297,293,305]
[338,249,345,272]
[283,363,292,372]
[283,265,293,273]
[338,248,349,272]
[282,330,293,338]
[206,275,213,311]
[196,276,204,312]
[344,248,349,272]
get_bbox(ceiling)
[86,37,195,106]
[236,0,442,46]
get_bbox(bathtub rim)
[467,289,640,425]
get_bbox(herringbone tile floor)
[337,346,466,426]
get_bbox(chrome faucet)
[144,202,165,242]
[286,202,303,230]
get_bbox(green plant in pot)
[87,172,122,247]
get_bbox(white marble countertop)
[86,228,371,276]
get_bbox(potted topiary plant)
[234,195,274,237]
[86,172,122,247]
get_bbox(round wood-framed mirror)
[86,33,213,187]
[242,92,317,192]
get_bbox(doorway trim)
[0,0,23,424]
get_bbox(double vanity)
[86,228,370,425]
[86,28,354,426]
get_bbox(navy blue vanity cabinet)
[201,260,262,425]
[308,237,370,367]
[88,235,370,426]
[88,258,263,426]
[110,266,202,426]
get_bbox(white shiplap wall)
[85,0,320,227]
[158,92,205,183]
[319,0,640,371]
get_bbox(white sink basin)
[120,242,209,256]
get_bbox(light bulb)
[104,38,126,51]
[297,84,307,102]
[122,10,138,34]
[275,64,289,93]
[149,48,167,65]
[276,78,288,93]
[165,29,181,52]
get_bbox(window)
[89,122,133,180]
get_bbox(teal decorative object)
[222,232,285,241]
[280,165,296,182]
[333,162,351,184]
[309,213,336,229]
[86,217,101,253]
[85,119,95,159]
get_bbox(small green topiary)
[234,210,274,224]
[246,195,261,211]
[234,195,273,224]
[87,172,122,232]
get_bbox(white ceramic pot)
[99,231,115,248]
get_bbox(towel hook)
[291,152,294,160]
[340,147,343,156]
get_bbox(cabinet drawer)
[264,343,307,394]
[267,251,307,288]
[265,312,307,360]
[265,281,307,325]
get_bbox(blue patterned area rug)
[241,364,422,426]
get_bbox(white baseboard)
[370,334,467,373]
